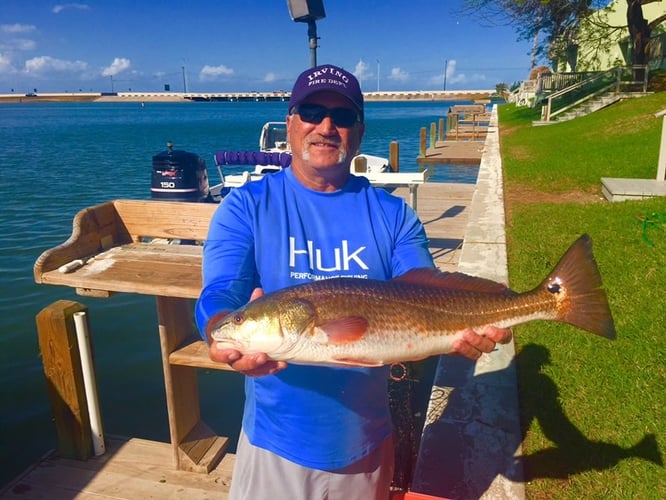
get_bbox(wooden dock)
[416,105,488,164]
[417,140,486,164]
[1,181,477,499]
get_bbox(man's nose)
[314,115,337,133]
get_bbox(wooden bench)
[34,199,234,473]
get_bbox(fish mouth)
[212,338,245,351]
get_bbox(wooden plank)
[35,300,93,461]
[392,183,476,272]
[156,296,228,473]
[113,199,217,241]
[418,141,484,164]
[0,437,235,499]
[33,201,129,280]
[38,242,203,299]
[170,337,237,371]
[34,200,216,283]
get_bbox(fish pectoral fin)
[331,355,383,367]
[317,317,368,345]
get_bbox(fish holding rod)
[208,234,615,367]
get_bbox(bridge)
[0,90,496,103]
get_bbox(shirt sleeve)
[194,189,259,340]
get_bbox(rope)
[637,212,666,247]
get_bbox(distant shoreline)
[0,90,495,104]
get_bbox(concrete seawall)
[412,106,525,499]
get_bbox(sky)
[0,0,537,94]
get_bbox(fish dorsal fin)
[317,317,368,345]
[394,268,514,295]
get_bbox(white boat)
[210,122,392,195]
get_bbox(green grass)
[501,94,662,192]
[498,95,666,499]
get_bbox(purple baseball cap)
[289,64,364,120]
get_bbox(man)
[195,64,511,499]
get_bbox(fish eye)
[233,314,244,324]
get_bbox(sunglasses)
[292,104,361,128]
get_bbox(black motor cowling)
[151,142,210,202]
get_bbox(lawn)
[499,92,666,499]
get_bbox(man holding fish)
[196,64,513,499]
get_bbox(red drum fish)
[208,235,615,367]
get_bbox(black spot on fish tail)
[543,234,616,339]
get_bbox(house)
[564,0,666,72]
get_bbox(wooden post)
[429,122,436,149]
[36,300,94,460]
[438,118,444,142]
[389,141,400,172]
[156,296,228,473]
[353,155,367,173]
[419,127,427,158]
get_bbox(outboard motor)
[151,142,210,202]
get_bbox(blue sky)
[1,1,536,94]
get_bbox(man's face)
[287,91,365,171]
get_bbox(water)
[0,100,478,486]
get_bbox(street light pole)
[307,20,319,68]
[287,0,326,69]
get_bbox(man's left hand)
[451,326,512,361]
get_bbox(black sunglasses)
[292,104,361,128]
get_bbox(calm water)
[0,100,478,486]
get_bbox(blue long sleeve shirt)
[195,167,433,470]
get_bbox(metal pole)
[443,60,448,91]
[73,311,106,456]
[307,20,318,68]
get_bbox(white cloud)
[353,60,372,87]
[388,67,409,83]
[264,72,276,83]
[0,53,16,73]
[1,24,37,34]
[199,64,234,81]
[52,4,90,14]
[24,55,87,73]
[4,39,37,51]
[102,57,131,77]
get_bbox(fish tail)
[542,234,616,339]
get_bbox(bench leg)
[156,296,228,473]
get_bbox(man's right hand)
[209,344,287,377]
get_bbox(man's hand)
[209,344,287,377]
[207,288,288,377]
[451,326,512,361]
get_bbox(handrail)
[541,65,648,122]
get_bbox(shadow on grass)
[515,343,663,480]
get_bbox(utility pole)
[181,66,188,93]
[443,59,448,91]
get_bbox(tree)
[462,0,608,69]
[627,0,666,66]
[463,0,666,72]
